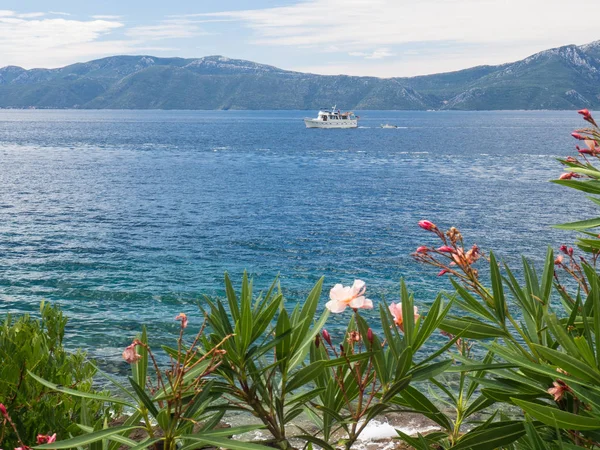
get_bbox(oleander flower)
[326,280,373,313]
[322,329,332,345]
[559,172,576,180]
[175,312,188,329]
[37,434,57,444]
[122,342,142,364]
[389,302,420,332]
[554,255,564,265]
[548,380,570,402]
[418,220,436,231]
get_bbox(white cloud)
[349,48,394,59]
[0,12,204,68]
[48,11,71,16]
[126,19,208,40]
[0,14,128,68]
[91,15,122,20]
[205,0,600,75]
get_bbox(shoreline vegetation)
[3,109,600,449]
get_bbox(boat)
[304,106,358,128]
[380,124,398,129]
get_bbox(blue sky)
[1,0,599,77]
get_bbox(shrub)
[0,302,105,449]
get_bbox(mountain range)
[1,41,600,110]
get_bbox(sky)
[1,0,599,78]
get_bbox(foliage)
[0,302,106,449]
[408,109,600,448]
[31,314,270,450]
[307,281,450,450]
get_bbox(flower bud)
[438,269,449,276]
[554,255,563,265]
[418,220,436,231]
[416,246,428,253]
[560,245,568,254]
[559,172,575,180]
[367,328,374,343]
[437,245,454,253]
[315,334,320,348]
[572,132,585,140]
[0,403,7,418]
[578,109,591,118]
[322,329,332,346]
[568,247,574,257]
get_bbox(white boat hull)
[304,118,358,129]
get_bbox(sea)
[0,109,591,367]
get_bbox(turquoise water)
[0,109,590,366]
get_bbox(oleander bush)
[0,302,107,449]
[3,109,600,449]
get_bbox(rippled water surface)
[0,110,590,364]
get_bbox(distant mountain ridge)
[1,42,600,110]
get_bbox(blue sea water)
[0,109,591,365]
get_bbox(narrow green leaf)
[28,371,135,408]
[35,426,143,449]
[513,399,600,430]
[286,360,325,392]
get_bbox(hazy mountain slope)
[0,44,599,110]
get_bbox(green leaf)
[128,376,159,418]
[410,360,452,381]
[224,272,240,322]
[554,217,600,231]
[130,326,148,393]
[381,375,412,403]
[399,386,452,430]
[180,436,272,450]
[513,399,600,430]
[440,317,507,339]
[28,371,136,408]
[450,421,526,450]
[533,344,600,384]
[489,252,506,326]
[552,179,600,196]
[34,426,143,449]
[286,360,325,392]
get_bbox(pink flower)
[322,329,332,345]
[578,109,591,118]
[122,342,142,364]
[437,246,454,253]
[568,247,574,257]
[559,172,576,180]
[0,403,7,418]
[438,269,449,276]
[37,434,57,444]
[572,132,585,140]
[548,380,570,401]
[554,255,563,265]
[388,303,420,332]
[326,280,373,313]
[175,313,188,329]
[416,246,428,253]
[560,245,568,254]
[418,220,436,231]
